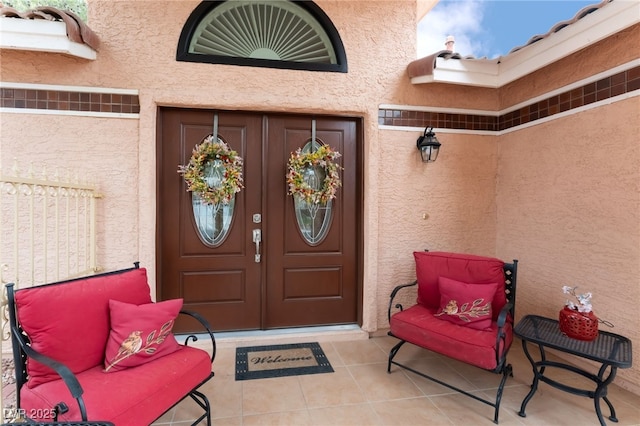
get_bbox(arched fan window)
[177,0,347,73]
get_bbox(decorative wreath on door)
[286,144,342,205]
[177,135,244,205]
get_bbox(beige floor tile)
[212,346,237,378]
[397,357,477,395]
[500,383,607,425]
[331,339,388,365]
[156,332,640,426]
[503,344,640,425]
[199,374,243,419]
[210,417,242,426]
[348,362,424,402]
[605,387,640,425]
[171,396,212,424]
[429,391,516,425]
[491,408,528,426]
[243,409,311,425]
[317,341,345,368]
[610,384,640,408]
[443,357,508,390]
[371,396,454,425]
[608,399,640,426]
[242,376,307,416]
[374,336,437,365]
[308,403,382,426]
[298,366,366,408]
[526,379,640,425]
[492,383,533,415]
[369,334,402,355]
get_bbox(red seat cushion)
[414,251,507,320]
[15,268,152,388]
[20,345,212,425]
[390,304,512,370]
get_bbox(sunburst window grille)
[177,1,347,72]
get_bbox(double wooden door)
[158,108,360,332]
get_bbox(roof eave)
[409,0,639,88]
[0,17,97,60]
[412,57,500,88]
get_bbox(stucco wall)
[494,24,640,392]
[0,114,141,269]
[496,99,640,394]
[375,130,499,327]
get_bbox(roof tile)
[0,4,99,51]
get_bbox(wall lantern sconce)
[416,126,441,163]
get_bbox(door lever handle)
[252,229,261,263]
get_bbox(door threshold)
[177,324,368,349]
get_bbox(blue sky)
[417,0,598,59]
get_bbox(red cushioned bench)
[6,263,216,426]
[387,251,518,424]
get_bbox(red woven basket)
[558,306,598,341]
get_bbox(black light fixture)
[416,126,441,163]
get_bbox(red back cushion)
[15,267,152,388]
[414,251,506,320]
[104,298,182,372]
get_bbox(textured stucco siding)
[375,130,498,327]
[496,99,640,394]
[494,23,640,393]
[1,114,141,269]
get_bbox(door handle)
[252,229,261,263]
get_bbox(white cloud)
[417,0,494,58]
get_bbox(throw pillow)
[434,277,499,330]
[104,298,183,372]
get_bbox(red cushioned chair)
[6,263,216,425]
[388,251,518,424]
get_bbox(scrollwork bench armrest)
[387,280,417,323]
[496,302,513,329]
[178,310,217,363]
[11,324,87,420]
[494,302,514,370]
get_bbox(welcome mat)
[235,342,334,381]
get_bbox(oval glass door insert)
[192,157,235,247]
[293,140,333,246]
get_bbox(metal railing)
[0,161,102,416]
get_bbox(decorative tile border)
[378,108,498,131]
[379,65,639,132]
[2,65,637,124]
[0,85,139,115]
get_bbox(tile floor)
[154,330,640,426]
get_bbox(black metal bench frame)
[6,262,216,425]
[387,259,518,424]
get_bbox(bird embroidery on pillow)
[435,298,490,322]
[105,330,143,372]
[440,300,459,314]
[118,331,143,357]
[104,320,173,372]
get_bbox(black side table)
[514,315,632,426]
